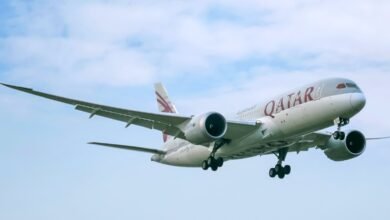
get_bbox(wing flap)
[89,142,166,154]
[74,104,185,138]
[225,120,260,139]
[258,132,332,156]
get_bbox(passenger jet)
[2,78,388,179]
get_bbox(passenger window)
[336,83,346,89]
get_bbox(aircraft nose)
[350,93,366,112]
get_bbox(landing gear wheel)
[339,132,346,140]
[284,165,291,175]
[202,160,209,170]
[333,131,340,140]
[201,139,228,172]
[207,157,214,166]
[333,117,349,140]
[269,168,277,178]
[333,131,346,140]
[274,164,283,174]
[206,157,219,171]
[210,162,218,171]
[269,148,291,179]
[216,157,224,167]
[275,164,287,179]
[277,171,285,179]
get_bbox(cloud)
[1,3,390,220]
[1,0,389,132]
[1,1,389,128]
[1,0,389,88]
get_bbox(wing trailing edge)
[89,142,166,155]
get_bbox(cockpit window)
[337,83,346,89]
[346,83,358,88]
[337,82,360,90]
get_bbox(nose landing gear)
[333,117,349,140]
[269,148,291,179]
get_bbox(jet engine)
[324,130,366,161]
[184,112,227,145]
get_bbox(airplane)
[2,78,389,179]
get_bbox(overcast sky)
[1,1,390,220]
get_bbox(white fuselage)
[152,78,366,167]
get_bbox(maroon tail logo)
[156,92,175,113]
[156,92,175,142]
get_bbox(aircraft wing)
[285,132,390,153]
[89,142,166,154]
[285,132,332,153]
[263,131,390,156]
[1,83,259,141]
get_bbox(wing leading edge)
[1,83,189,138]
[1,83,259,142]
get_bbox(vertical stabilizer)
[154,83,178,114]
[154,83,178,142]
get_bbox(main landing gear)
[269,148,291,179]
[333,117,349,140]
[202,140,226,171]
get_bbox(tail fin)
[154,83,178,114]
[154,83,178,142]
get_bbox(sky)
[0,0,390,219]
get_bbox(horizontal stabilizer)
[89,142,166,155]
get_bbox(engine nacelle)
[324,130,366,161]
[184,112,227,145]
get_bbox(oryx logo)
[156,92,175,113]
[156,92,175,143]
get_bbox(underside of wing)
[258,132,332,156]
[283,132,390,154]
[89,142,166,155]
[287,132,332,153]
